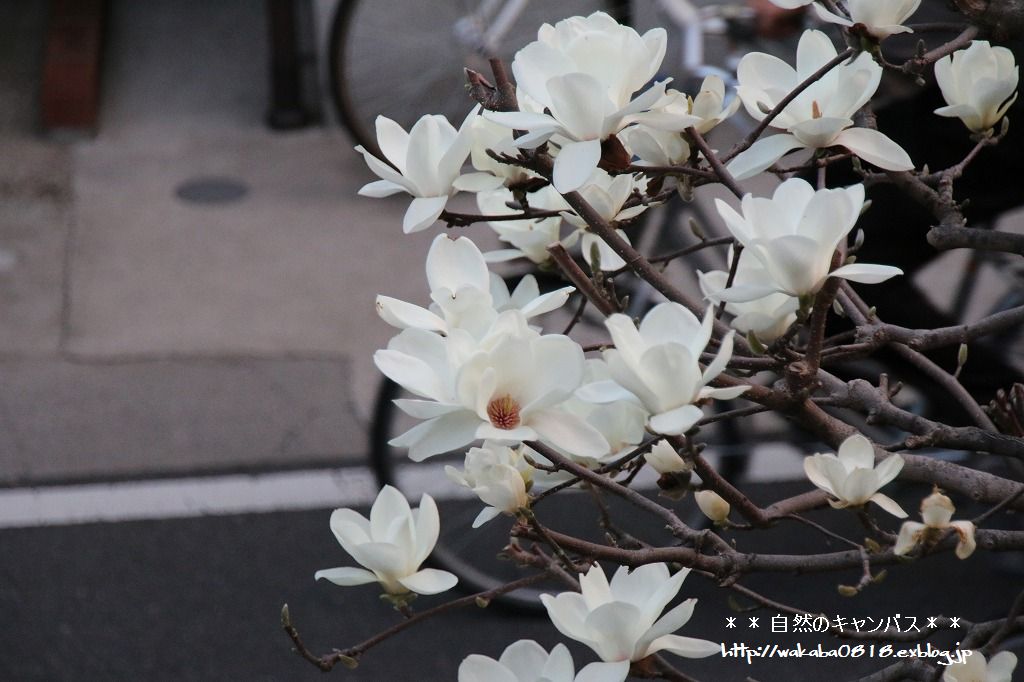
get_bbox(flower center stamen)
[487,395,521,430]
[812,100,822,119]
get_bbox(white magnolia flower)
[714,178,902,302]
[458,640,630,682]
[467,117,536,189]
[477,186,570,265]
[554,359,649,464]
[315,485,457,596]
[385,311,609,461]
[562,170,649,272]
[695,490,731,523]
[578,303,749,435]
[803,433,907,517]
[729,30,913,180]
[375,325,477,408]
[356,108,493,234]
[698,247,799,343]
[563,170,650,228]
[644,439,688,475]
[943,650,1017,682]
[484,12,677,192]
[659,76,741,136]
[814,0,920,40]
[621,75,737,167]
[542,563,720,663]
[445,442,532,527]
[935,41,1020,134]
[620,125,690,167]
[376,234,573,338]
[894,489,977,559]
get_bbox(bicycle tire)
[329,0,632,156]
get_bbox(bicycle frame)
[454,0,532,56]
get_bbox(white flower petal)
[530,409,610,458]
[398,568,458,595]
[726,134,802,181]
[553,139,604,193]
[403,195,449,234]
[643,634,721,659]
[649,404,704,435]
[869,492,908,518]
[830,262,904,285]
[458,655,518,682]
[833,127,913,171]
[313,566,378,586]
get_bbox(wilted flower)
[894,489,977,559]
[458,640,629,682]
[542,563,720,663]
[943,650,1017,682]
[356,108,492,233]
[315,485,457,597]
[695,490,731,524]
[698,247,799,343]
[803,433,907,517]
[729,30,913,180]
[935,41,1019,134]
[484,12,677,192]
[578,303,749,435]
[714,178,902,302]
[445,442,532,527]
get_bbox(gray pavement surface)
[2,485,1021,681]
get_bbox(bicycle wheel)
[330,0,631,156]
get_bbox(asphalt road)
[3,486,1022,682]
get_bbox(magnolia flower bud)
[645,440,689,474]
[695,490,731,523]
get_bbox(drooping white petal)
[375,296,447,332]
[314,566,378,586]
[869,492,908,518]
[643,634,721,659]
[833,127,913,171]
[390,411,483,461]
[398,568,459,595]
[726,134,802,181]
[403,195,450,234]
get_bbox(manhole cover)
[174,176,249,205]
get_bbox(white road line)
[0,445,808,529]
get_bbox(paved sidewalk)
[0,0,461,483]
